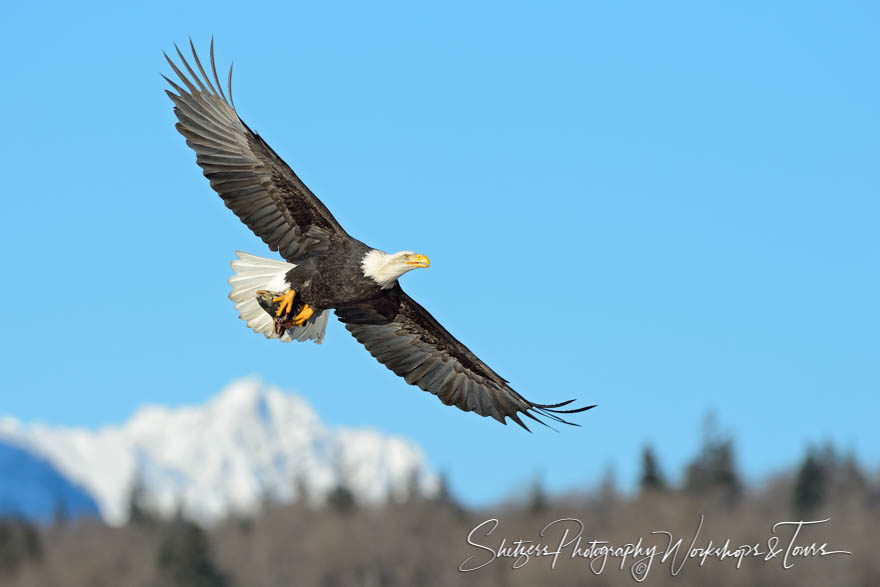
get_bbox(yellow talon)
[272,290,296,317]
[292,304,314,326]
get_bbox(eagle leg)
[272,290,296,317]
[292,304,314,326]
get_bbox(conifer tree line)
[1,414,877,586]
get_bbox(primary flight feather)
[164,40,594,431]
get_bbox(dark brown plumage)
[165,40,595,430]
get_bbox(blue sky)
[1,1,877,505]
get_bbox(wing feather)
[164,40,351,263]
[338,288,595,431]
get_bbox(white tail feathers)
[228,251,330,344]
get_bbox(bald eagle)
[164,41,593,430]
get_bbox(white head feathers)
[361,250,430,289]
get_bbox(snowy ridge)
[0,379,438,525]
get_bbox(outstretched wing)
[336,288,595,431]
[164,40,350,263]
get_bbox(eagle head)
[362,250,430,289]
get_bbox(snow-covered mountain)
[0,379,438,525]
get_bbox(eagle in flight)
[164,41,593,430]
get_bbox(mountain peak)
[0,379,438,524]
[208,378,318,431]
[212,377,269,412]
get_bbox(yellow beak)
[405,254,430,268]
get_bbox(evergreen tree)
[431,472,454,506]
[326,483,357,514]
[404,468,425,504]
[127,472,158,526]
[527,475,548,514]
[430,472,465,518]
[157,518,227,587]
[0,518,42,575]
[794,444,868,514]
[684,413,742,497]
[794,450,827,514]
[639,445,666,492]
[598,464,618,503]
[326,455,357,514]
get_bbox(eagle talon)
[272,290,296,317]
[292,304,314,326]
